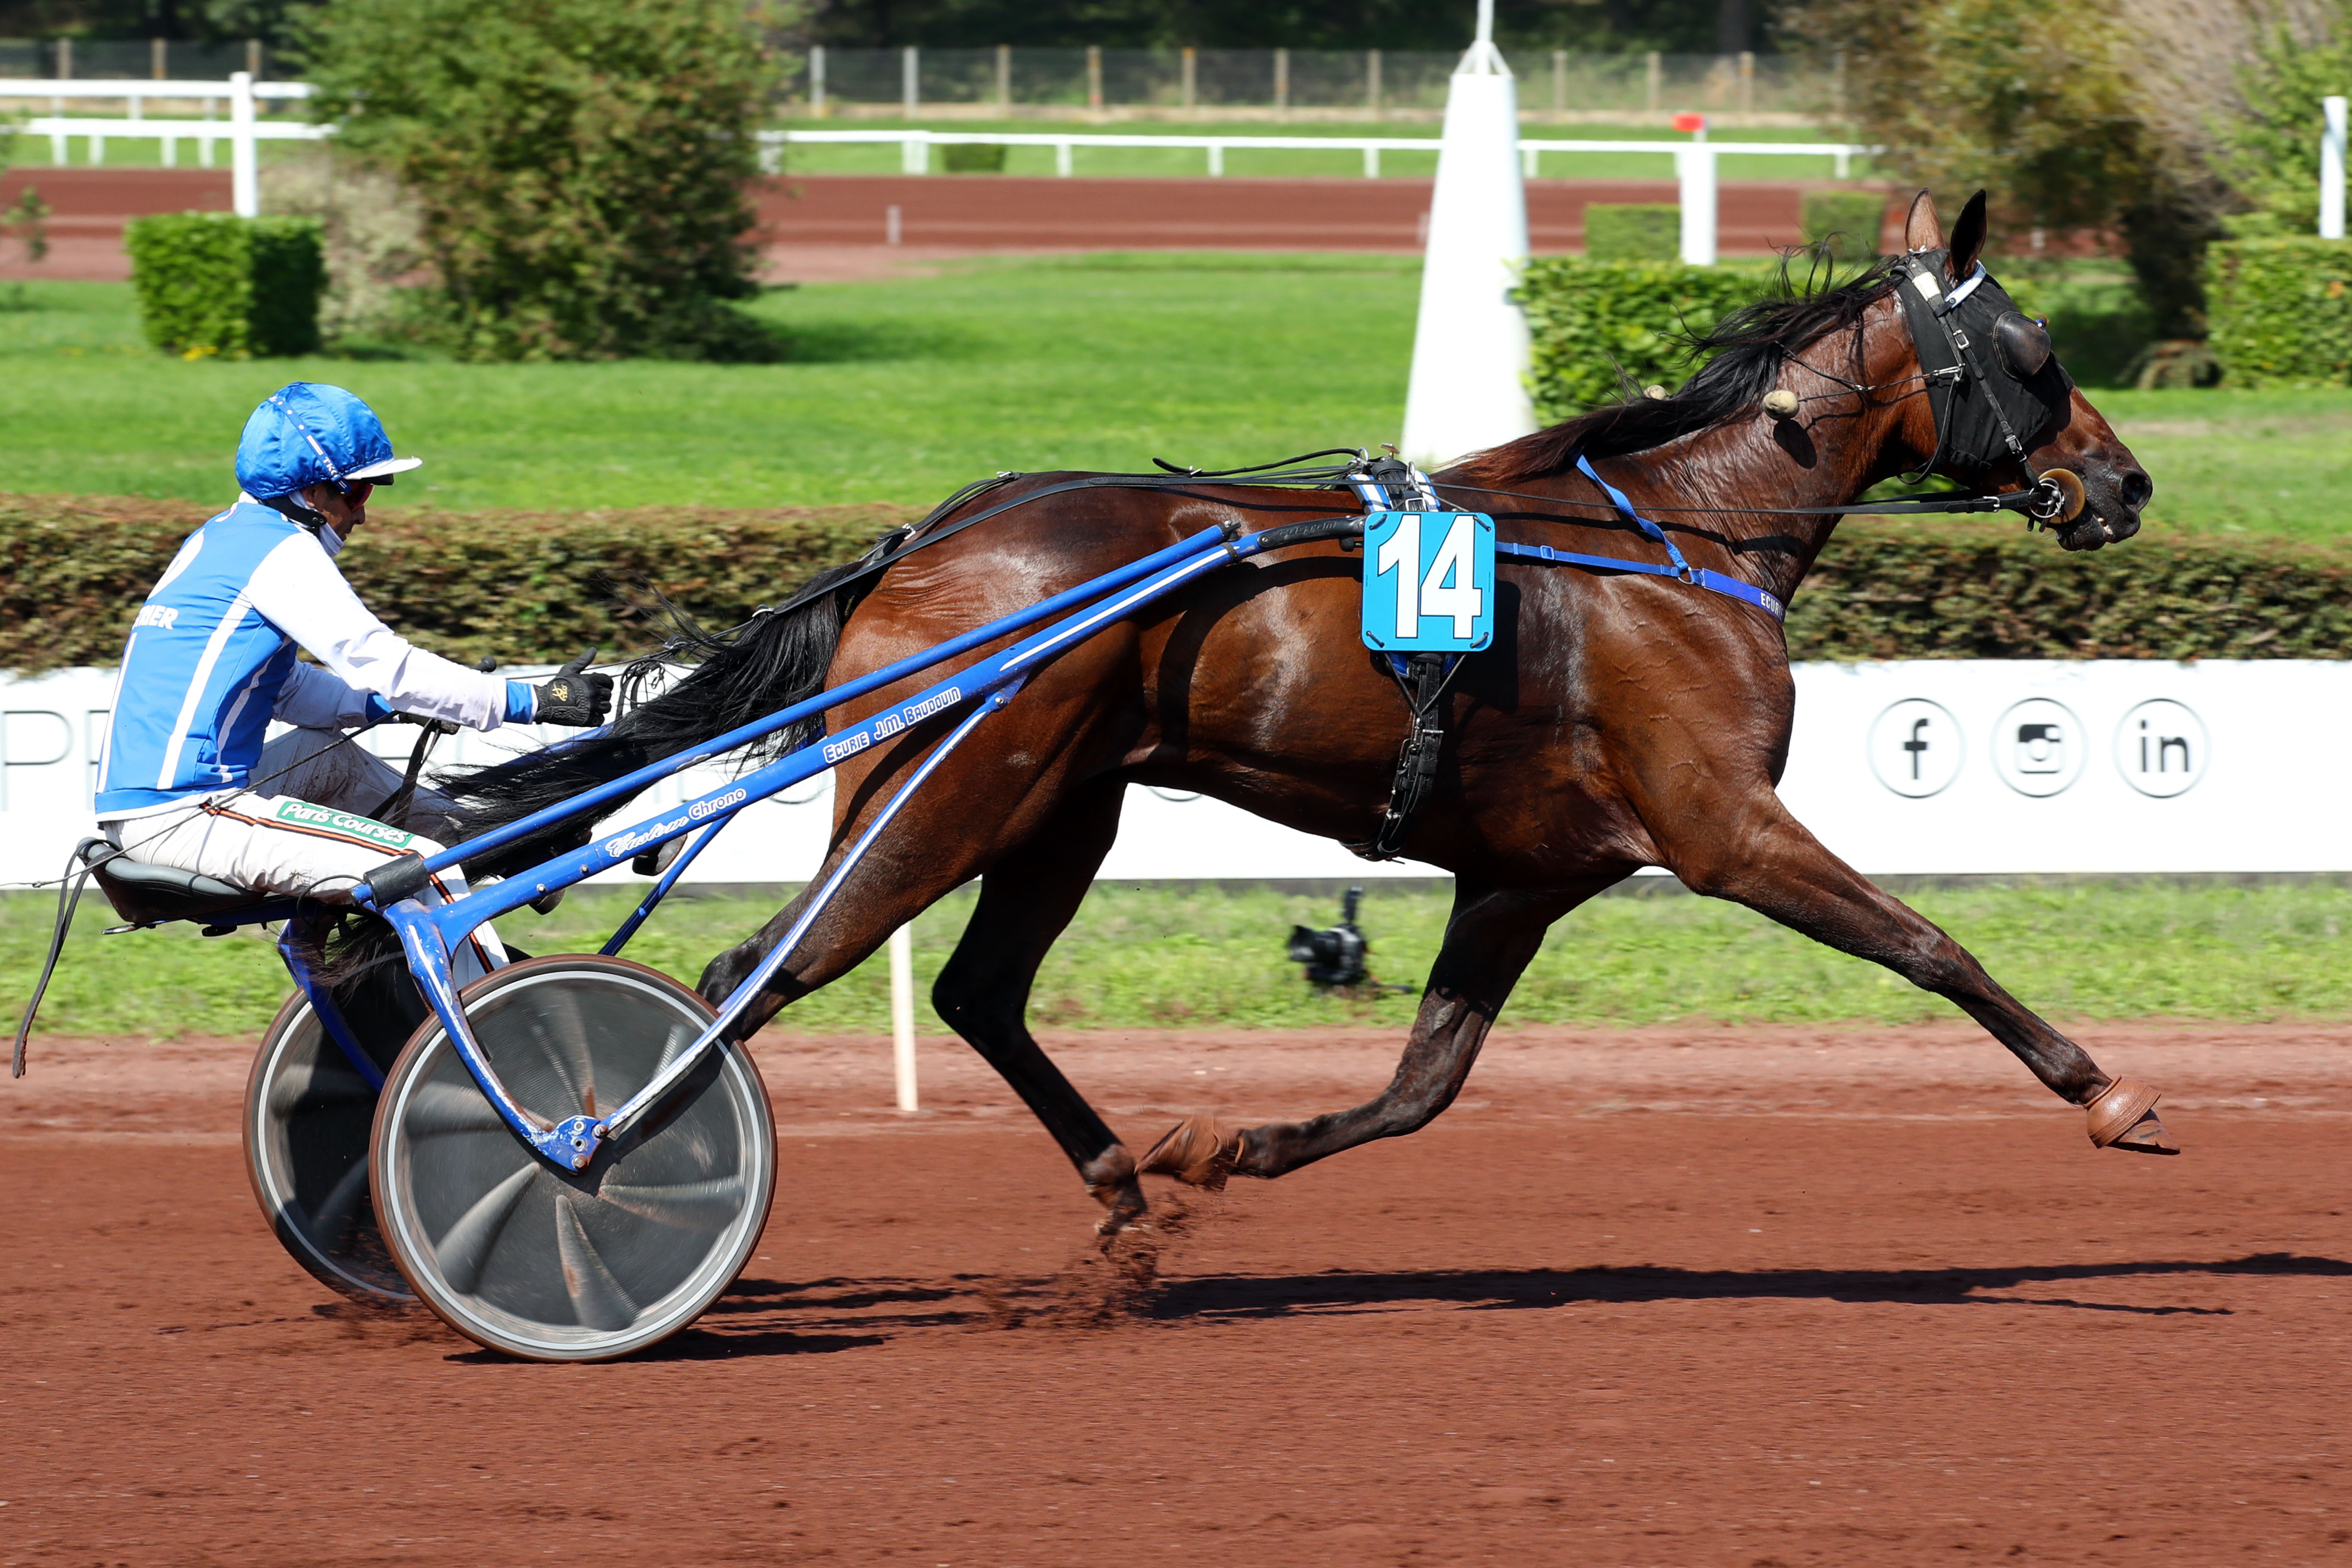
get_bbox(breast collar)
[1890,249,2074,484]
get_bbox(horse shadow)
[1140,1251,2352,1322]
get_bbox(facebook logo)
[1868,699,1963,798]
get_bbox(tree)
[1789,0,2239,338]
[302,0,789,362]
[2217,16,2352,231]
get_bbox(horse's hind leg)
[930,779,1149,1231]
[1656,792,2178,1155]
[1143,877,1615,1183]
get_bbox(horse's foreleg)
[1142,879,1613,1185]
[930,780,1148,1231]
[1656,793,2177,1154]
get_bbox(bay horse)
[448,190,2165,1234]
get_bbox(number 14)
[1375,513,1484,640]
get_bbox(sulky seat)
[76,836,276,928]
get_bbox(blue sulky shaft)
[370,521,1273,1170]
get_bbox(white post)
[888,925,918,1113]
[1208,143,1223,176]
[885,203,902,244]
[1399,0,1537,466]
[230,69,258,218]
[900,131,927,175]
[1675,124,1716,265]
[1363,144,1378,178]
[2324,95,2347,240]
[162,130,176,168]
[810,45,826,116]
[1055,139,1072,176]
[902,45,919,118]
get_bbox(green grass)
[3,265,2348,541]
[766,117,1883,184]
[9,879,2352,1041]
[0,259,1418,510]
[9,117,1879,183]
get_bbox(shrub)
[300,0,784,362]
[941,143,1008,174]
[0,493,918,675]
[1583,204,1679,262]
[1801,190,1890,261]
[1516,256,1763,418]
[122,213,325,358]
[2204,236,2352,387]
[9,491,2350,676]
[258,151,428,348]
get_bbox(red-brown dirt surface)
[6,1019,2351,1565]
[0,166,1845,280]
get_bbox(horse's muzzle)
[2055,465,2152,551]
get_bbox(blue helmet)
[234,382,423,500]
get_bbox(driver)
[91,382,610,973]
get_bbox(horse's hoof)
[1137,1115,1238,1191]
[2085,1078,2180,1156]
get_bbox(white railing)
[759,128,1881,264]
[760,126,1874,180]
[3,73,323,217]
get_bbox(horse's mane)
[1455,250,1905,487]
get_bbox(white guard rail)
[2,73,323,217]
[1,660,2343,888]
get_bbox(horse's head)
[1885,190,2152,551]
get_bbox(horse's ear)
[1948,190,1988,279]
[1903,190,1943,253]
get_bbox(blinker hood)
[1893,249,2073,479]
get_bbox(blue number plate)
[1360,511,1496,653]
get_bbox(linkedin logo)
[1867,699,1963,797]
[2114,699,2208,797]
[1992,698,2086,797]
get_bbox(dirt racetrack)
[6,1018,2351,1565]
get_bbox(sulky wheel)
[243,991,416,1306]
[368,955,775,1361]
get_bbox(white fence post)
[900,130,927,175]
[230,69,258,218]
[889,925,918,1113]
[901,45,918,118]
[1676,136,1717,265]
[2324,95,2347,240]
[809,45,825,116]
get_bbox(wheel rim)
[371,958,773,1360]
[244,995,414,1305]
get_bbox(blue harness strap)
[1344,455,1785,625]
[1564,453,1787,622]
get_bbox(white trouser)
[99,726,507,981]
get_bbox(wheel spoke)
[522,983,597,1117]
[267,1057,373,1119]
[554,1191,641,1330]
[306,1155,371,1246]
[594,1175,746,1234]
[430,1159,537,1294]
[403,1078,510,1139]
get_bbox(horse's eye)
[1994,311,2053,378]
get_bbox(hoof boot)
[1138,1115,1239,1191]
[2085,1078,2180,1156]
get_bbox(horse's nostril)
[2119,470,2153,510]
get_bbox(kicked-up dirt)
[4,1017,2350,1564]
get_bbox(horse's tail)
[439,556,875,878]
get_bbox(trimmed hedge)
[941,143,1008,173]
[1583,204,1679,262]
[6,492,2351,674]
[1801,189,1889,262]
[1517,256,1762,419]
[2205,236,2352,387]
[123,213,327,359]
[0,493,919,675]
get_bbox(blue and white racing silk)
[95,496,534,820]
